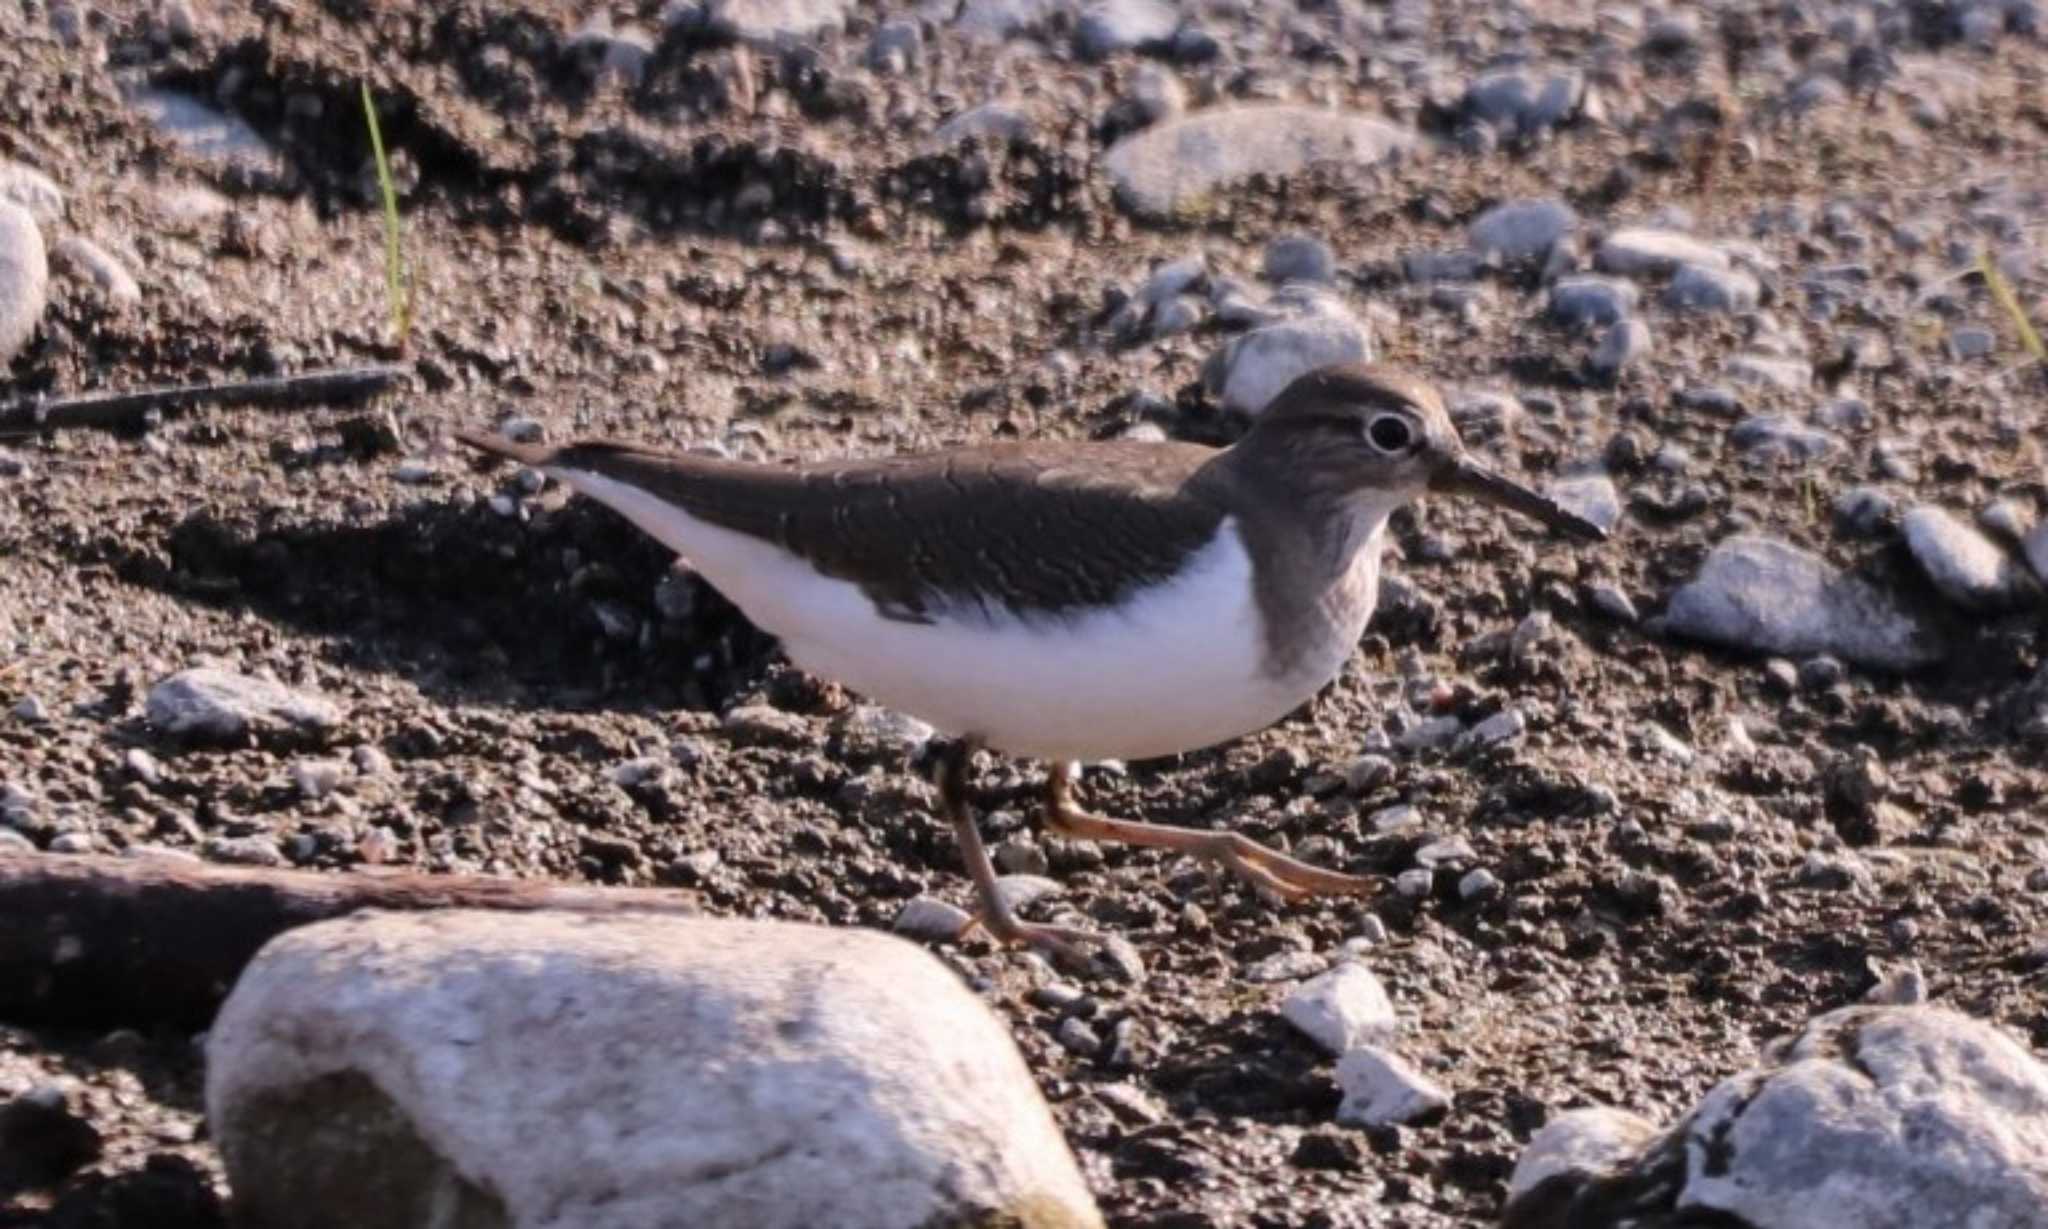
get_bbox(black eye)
[1366,413,1414,453]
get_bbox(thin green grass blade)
[360,83,414,349]
[1979,249,2045,364]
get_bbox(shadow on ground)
[70,493,780,715]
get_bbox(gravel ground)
[3,1,2047,1225]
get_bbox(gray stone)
[146,668,343,742]
[1950,325,1997,359]
[934,102,1034,147]
[1334,1047,1451,1127]
[0,160,64,224]
[125,89,283,174]
[1140,253,1206,305]
[892,895,972,942]
[1124,62,1185,126]
[207,911,1103,1229]
[1902,506,2038,613]
[1835,486,1897,537]
[1591,319,1653,376]
[954,0,1059,39]
[1204,308,1372,414]
[1074,0,1177,60]
[1664,535,1941,671]
[1549,276,1638,328]
[1262,234,1335,285]
[698,0,847,43]
[1462,70,1585,135]
[1104,106,1414,220]
[0,200,47,364]
[1468,198,1577,263]
[1665,262,1760,313]
[1730,415,1838,466]
[1597,227,1728,277]
[1546,474,1622,535]
[2026,521,2048,586]
[50,235,140,304]
[831,704,934,763]
[1504,1005,2048,1229]
[1280,962,1398,1056]
[1724,353,1812,391]
[866,18,922,72]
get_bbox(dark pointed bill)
[1431,457,1608,541]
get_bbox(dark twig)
[0,363,411,437]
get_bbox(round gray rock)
[207,911,1104,1229]
[1663,535,1941,671]
[1468,198,1577,263]
[1104,106,1415,219]
[1902,505,2039,612]
[0,200,48,364]
[1205,308,1372,414]
[1504,1005,2048,1228]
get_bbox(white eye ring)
[1365,413,1415,454]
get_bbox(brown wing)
[457,431,1230,624]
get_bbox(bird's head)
[1244,363,1607,541]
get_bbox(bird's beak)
[1431,455,1608,541]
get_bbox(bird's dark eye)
[1366,413,1414,453]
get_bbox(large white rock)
[1104,106,1415,219]
[145,667,343,742]
[1663,535,1941,671]
[1901,505,2038,613]
[0,200,47,365]
[1280,961,1397,1056]
[207,910,1102,1229]
[1503,1005,2048,1229]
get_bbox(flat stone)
[1665,262,1760,313]
[1204,307,1372,414]
[1463,70,1585,134]
[1280,962,1398,1056]
[0,160,64,224]
[1262,234,1336,285]
[1104,106,1415,219]
[1334,1047,1451,1128]
[1548,276,1638,328]
[933,102,1034,147]
[1902,505,2038,613]
[207,911,1103,1229]
[698,0,847,43]
[0,200,47,364]
[1724,353,1812,391]
[1591,319,1653,376]
[50,235,141,304]
[1730,415,1838,466]
[1546,474,1622,535]
[1597,227,1729,277]
[1503,1005,2048,1228]
[1468,198,1577,263]
[145,668,343,743]
[954,0,1060,39]
[1664,535,1942,671]
[892,895,972,942]
[1074,0,1178,60]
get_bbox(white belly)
[556,470,1337,761]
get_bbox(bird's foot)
[963,911,1146,982]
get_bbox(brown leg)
[1043,761,1378,901]
[935,741,1130,974]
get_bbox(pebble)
[1243,949,1328,983]
[932,102,1033,147]
[1104,106,1414,219]
[1590,583,1639,622]
[49,832,94,854]
[1546,473,1622,534]
[1370,804,1421,833]
[205,834,287,867]
[11,696,46,723]
[0,199,48,364]
[1262,234,1335,285]
[1462,69,1584,135]
[1665,262,1760,313]
[1124,62,1185,127]
[1462,709,1526,750]
[892,895,972,942]
[1834,486,1897,537]
[0,448,26,479]
[1901,505,2037,612]
[1724,354,1812,391]
[1396,715,1464,752]
[1334,1047,1452,1127]
[1458,868,1502,900]
[1054,1015,1103,1056]
[694,0,848,44]
[1663,535,1941,671]
[1281,962,1398,1055]
[1468,198,1577,264]
[1204,306,1372,414]
[1949,325,1996,359]
[721,704,811,747]
[1591,319,1653,376]
[865,17,921,72]
[392,460,436,485]
[1548,276,1638,328]
[2025,522,2048,586]
[1730,415,1837,466]
[145,668,343,743]
[1074,0,1178,61]
[1597,228,1728,276]
[1395,868,1433,898]
[290,759,348,799]
[0,160,64,223]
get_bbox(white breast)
[554,469,1342,762]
